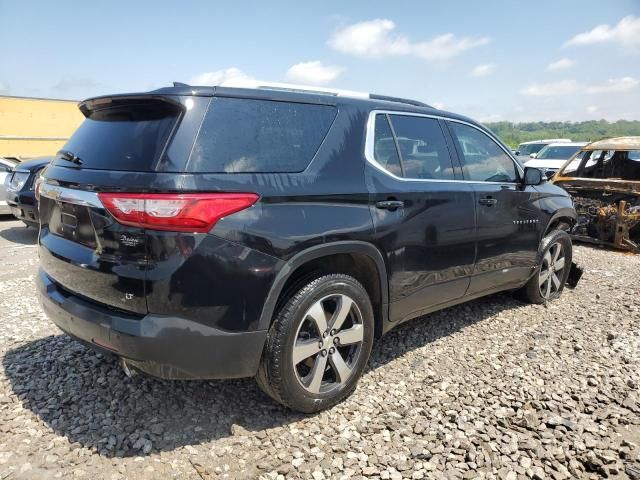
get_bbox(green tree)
[484,120,640,148]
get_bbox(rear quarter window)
[188,98,337,173]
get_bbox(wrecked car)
[553,137,640,253]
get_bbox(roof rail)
[369,94,431,108]
[174,81,431,108]
[250,81,370,99]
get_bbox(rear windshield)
[188,97,337,173]
[56,101,181,171]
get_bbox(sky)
[0,0,639,123]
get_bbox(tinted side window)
[449,122,518,182]
[373,115,403,176]
[388,115,455,180]
[189,98,336,173]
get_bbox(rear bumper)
[36,268,267,379]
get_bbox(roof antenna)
[173,82,190,87]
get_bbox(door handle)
[478,197,498,206]
[376,200,404,210]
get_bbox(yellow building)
[0,95,84,159]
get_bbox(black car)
[37,84,576,412]
[5,157,51,226]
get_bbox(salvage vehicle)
[553,137,640,253]
[5,157,51,226]
[525,142,588,178]
[37,83,577,413]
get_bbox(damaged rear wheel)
[519,229,573,304]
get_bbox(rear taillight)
[97,193,259,233]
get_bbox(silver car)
[0,158,18,215]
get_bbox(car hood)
[524,158,567,170]
[13,157,53,172]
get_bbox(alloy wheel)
[538,242,566,299]
[292,294,364,394]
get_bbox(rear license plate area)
[61,212,78,228]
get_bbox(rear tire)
[519,229,572,304]
[256,274,374,413]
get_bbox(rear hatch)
[38,95,202,315]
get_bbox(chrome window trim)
[364,109,523,185]
[39,182,103,208]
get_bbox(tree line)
[484,120,640,148]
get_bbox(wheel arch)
[257,241,389,337]
[543,207,576,237]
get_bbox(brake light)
[97,193,259,233]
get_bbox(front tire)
[256,274,374,413]
[520,229,572,304]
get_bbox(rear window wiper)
[56,150,84,166]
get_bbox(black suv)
[37,84,576,412]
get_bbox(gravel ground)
[0,216,639,480]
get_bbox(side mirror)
[523,167,544,186]
[529,153,537,159]
[515,151,520,156]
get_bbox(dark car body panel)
[366,167,477,322]
[145,232,283,332]
[37,85,576,379]
[36,269,266,379]
[5,157,51,225]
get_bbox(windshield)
[536,145,582,160]
[519,143,546,155]
[558,149,640,180]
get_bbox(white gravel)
[0,217,639,480]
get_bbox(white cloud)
[546,58,574,71]
[412,33,490,61]
[470,64,494,77]
[285,61,344,85]
[585,77,639,94]
[190,68,257,87]
[328,19,489,60]
[565,15,640,48]
[521,80,581,96]
[0,82,9,95]
[586,105,598,113]
[329,19,409,57]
